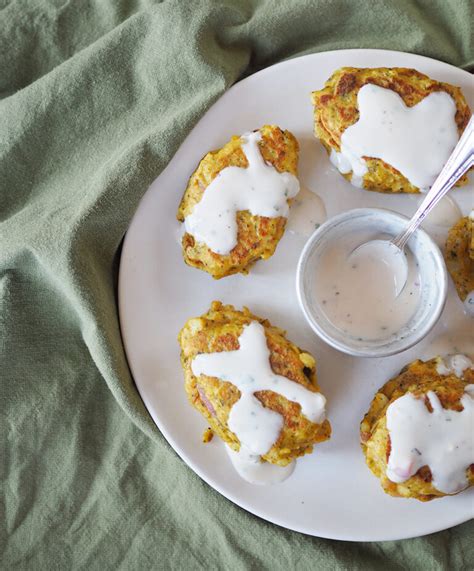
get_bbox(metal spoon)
[351,116,474,296]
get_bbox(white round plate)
[119,49,474,541]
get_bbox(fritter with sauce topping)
[445,214,474,308]
[361,357,474,501]
[178,301,331,467]
[312,67,471,193]
[177,125,299,279]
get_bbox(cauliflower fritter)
[177,125,299,279]
[312,67,471,193]
[360,358,474,501]
[178,301,331,467]
[445,214,474,303]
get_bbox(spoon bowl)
[350,239,408,297]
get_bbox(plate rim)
[118,48,474,542]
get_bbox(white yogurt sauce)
[436,354,473,378]
[286,185,327,237]
[331,84,459,191]
[184,131,300,254]
[226,445,295,485]
[191,321,326,484]
[313,231,421,339]
[330,148,364,188]
[386,383,474,494]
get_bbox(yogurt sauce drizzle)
[330,84,459,191]
[191,321,326,484]
[184,131,300,254]
[436,354,473,378]
[386,382,474,494]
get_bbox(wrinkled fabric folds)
[1,0,473,568]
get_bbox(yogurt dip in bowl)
[296,208,448,357]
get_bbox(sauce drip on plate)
[225,445,295,485]
[286,185,327,237]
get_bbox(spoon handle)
[393,116,474,251]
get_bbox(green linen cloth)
[1,0,473,568]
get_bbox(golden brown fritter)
[361,358,474,501]
[445,214,474,303]
[178,301,331,467]
[312,67,471,193]
[177,125,299,279]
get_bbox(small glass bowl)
[296,208,448,358]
